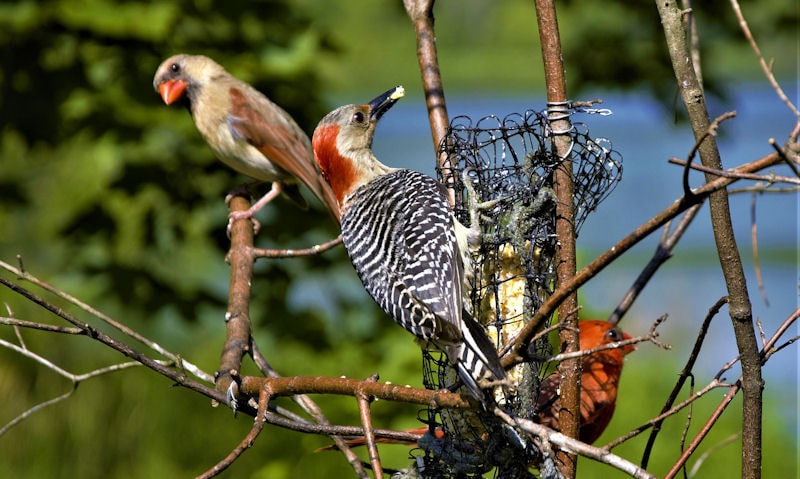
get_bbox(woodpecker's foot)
[460,168,508,229]
[479,377,514,391]
[226,381,239,416]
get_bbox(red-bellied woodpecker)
[312,86,505,403]
[153,54,341,223]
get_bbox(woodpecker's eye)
[170,63,180,73]
[606,327,623,342]
[352,111,365,124]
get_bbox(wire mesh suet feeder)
[407,106,622,478]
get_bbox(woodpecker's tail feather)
[450,312,505,405]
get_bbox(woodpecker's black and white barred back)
[341,169,504,401]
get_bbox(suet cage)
[403,105,622,478]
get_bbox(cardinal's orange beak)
[158,79,187,105]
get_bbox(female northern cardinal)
[320,320,634,450]
[153,54,340,223]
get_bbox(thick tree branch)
[403,0,449,162]
[404,0,456,205]
[533,0,580,475]
[238,375,472,410]
[657,3,762,478]
[217,193,256,403]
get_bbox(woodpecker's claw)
[226,382,239,415]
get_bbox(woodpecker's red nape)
[312,124,358,207]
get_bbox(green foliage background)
[0,0,796,477]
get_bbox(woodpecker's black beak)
[368,86,405,122]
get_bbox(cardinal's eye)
[170,63,180,73]
[352,111,365,123]
[606,328,622,342]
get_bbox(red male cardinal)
[322,320,634,450]
[533,319,635,444]
[153,54,340,223]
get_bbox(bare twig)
[608,204,702,325]
[0,388,76,437]
[664,383,739,479]
[759,306,800,362]
[640,297,728,468]
[749,193,769,306]
[659,306,798,479]
[196,385,273,479]
[356,375,382,478]
[264,413,426,446]
[249,341,365,472]
[253,235,342,259]
[611,308,795,456]
[0,316,85,335]
[493,408,657,479]
[669,157,800,185]
[729,184,800,195]
[677,372,696,479]
[770,139,800,175]
[0,335,154,436]
[5,303,26,348]
[728,0,800,118]
[0,277,227,405]
[605,378,732,450]
[679,112,738,198]
[0,260,212,383]
[547,318,670,364]
[688,434,738,478]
